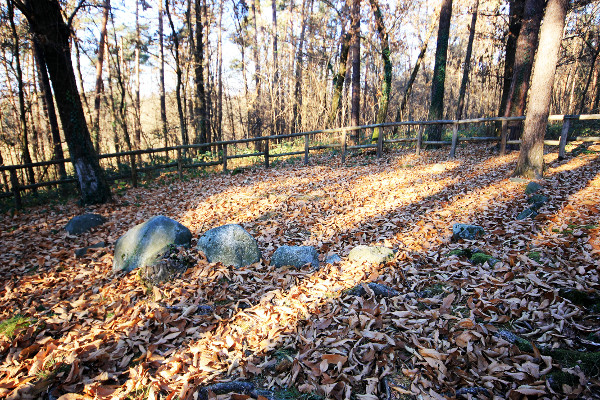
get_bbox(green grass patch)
[527,251,541,262]
[0,315,33,338]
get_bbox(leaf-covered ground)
[1,146,599,400]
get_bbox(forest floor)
[1,145,600,400]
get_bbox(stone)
[452,224,485,241]
[271,245,319,268]
[528,194,548,210]
[431,163,446,173]
[325,254,342,264]
[347,282,400,298]
[65,213,106,235]
[516,207,538,220]
[75,241,106,258]
[348,245,394,264]
[113,216,192,273]
[525,181,542,195]
[197,224,261,268]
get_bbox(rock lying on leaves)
[325,254,342,264]
[113,216,192,273]
[196,381,274,400]
[271,245,319,268]
[347,282,400,298]
[65,213,107,235]
[138,246,194,284]
[525,181,542,194]
[516,207,538,220]
[528,194,549,209]
[197,224,261,268]
[347,245,394,264]
[452,224,485,241]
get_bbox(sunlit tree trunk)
[271,0,281,136]
[514,0,567,178]
[328,32,351,126]
[16,0,111,204]
[455,0,478,120]
[134,0,142,153]
[293,0,310,133]
[216,0,224,141]
[426,0,452,141]
[92,0,110,152]
[577,41,599,114]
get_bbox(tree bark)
[455,0,478,120]
[217,0,224,141]
[328,32,351,126]
[426,0,453,141]
[134,0,142,152]
[504,0,545,142]
[349,0,361,131]
[16,0,111,204]
[92,0,110,152]
[8,0,35,188]
[158,0,168,149]
[514,0,567,178]
[194,0,208,144]
[368,0,391,143]
[498,0,525,122]
[32,40,67,187]
[293,0,310,133]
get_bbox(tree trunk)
[92,0,110,152]
[158,0,168,150]
[271,0,281,136]
[134,0,142,153]
[328,32,351,126]
[32,40,67,187]
[194,0,208,144]
[426,0,453,142]
[293,0,310,133]
[16,0,111,204]
[72,37,91,124]
[368,0,392,143]
[455,0,479,120]
[577,42,599,114]
[349,0,361,131]
[514,0,567,178]
[8,0,35,188]
[504,0,545,143]
[166,0,189,147]
[497,0,525,123]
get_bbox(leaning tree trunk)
[349,0,361,132]
[514,0,567,178]
[328,32,351,126]
[166,0,188,147]
[369,0,392,143]
[426,0,453,142]
[16,0,111,204]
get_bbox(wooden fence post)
[264,138,270,168]
[9,168,22,209]
[558,117,571,159]
[500,120,508,156]
[223,143,228,172]
[177,148,183,179]
[304,133,310,165]
[376,126,384,158]
[449,123,459,158]
[416,126,423,155]
[341,130,347,164]
[129,153,138,188]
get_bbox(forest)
[2,0,600,399]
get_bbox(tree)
[502,0,545,147]
[368,0,391,143]
[455,0,478,121]
[92,0,110,152]
[349,0,361,129]
[158,0,168,149]
[426,0,452,141]
[194,0,209,144]
[513,0,567,178]
[13,0,111,204]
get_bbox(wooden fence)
[1,113,599,209]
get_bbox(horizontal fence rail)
[1,114,599,208]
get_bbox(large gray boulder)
[113,216,192,273]
[525,181,542,195]
[452,224,485,241]
[348,245,394,264]
[271,245,319,268]
[65,213,106,235]
[197,224,261,268]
